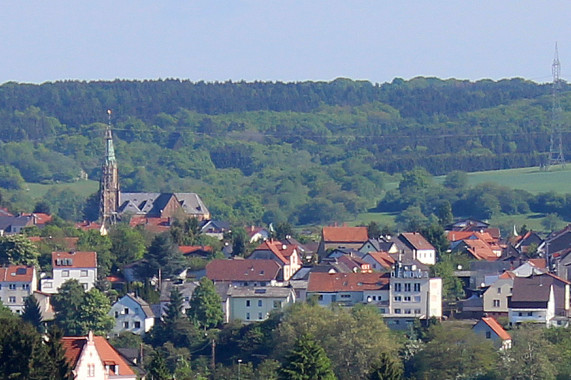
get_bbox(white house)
[109,294,155,336]
[225,286,296,323]
[0,265,37,314]
[41,251,97,293]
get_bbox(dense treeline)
[0,77,568,225]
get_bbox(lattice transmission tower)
[547,43,566,169]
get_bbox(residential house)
[159,280,199,318]
[482,271,515,318]
[306,272,390,308]
[109,294,155,336]
[362,251,396,272]
[0,265,37,314]
[200,220,231,240]
[206,258,283,287]
[249,240,302,281]
[225,286,296,323]
[179,245,213,258]
[508,273,570,326]
[543,225,571,275]
[41,251,97,294]
[61,331,137,380]
[397,232,436,265]
[246,226,271,243]
[513,230,544,255]
[317,226,369,258]
[456,239,501,261]
[0,215,35,235]
[358,238,399,255]
[446,219,490,232]
[472,317,512,350]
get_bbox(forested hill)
[0,77,567,225]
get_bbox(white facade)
[387,265,442,319]
[109,294,155,336]
[226,287,295,323]
[509,285,555,326]
[0,266,37,314]
[41,252,97,294]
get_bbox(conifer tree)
[188,277,224,329]
[279,334,336,380]
[164,287,183,326]
[43,326,73,380]
[148,349,171,380]
[367,352,403,380]
[22,294,43,332]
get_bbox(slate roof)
[206,259,281,282]
[510,275,553,303]
[119,192,209,218]
[124,294,155,318]
[0,265,35,282]
[0,215,34,232]
[307,272,390,292]
[322,226,368,243]
[479,317,511,341]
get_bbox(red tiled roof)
[364,251,396,270]
[463,239,499,261]
[75,221,103,231]
[307,272,390,292]
[400,232,435,251]
[254,240,299,265]
[179,245,213,255]
[447,231,497,244]
[322,226,368,243]
[206,259,281,282]
[21,212,52,225]
[129,216,171,233]
[528,258,547,269]
[499,271,515,280]
[0,265,35,282]
[481,317,511,341]
[62,333,135,376]
[52,251,97,269]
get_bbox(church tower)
[100,110,120,228]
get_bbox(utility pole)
[547,43,566,169]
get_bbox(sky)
[2,1,571,85]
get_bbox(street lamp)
[237,359,242,380]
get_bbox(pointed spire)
[105,109,116,164]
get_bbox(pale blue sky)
[2,1,571,85]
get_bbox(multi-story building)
[41,251,97,293]
[109,294,155,336]
[0,265,37,314]
[225,286,296,323]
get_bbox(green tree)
[279,334,336,380]
[367,221,382,239]
[142,233,185,279]
[52,279,86,335]
[78,288,114,335]
[188,277,224,330]
[77,229,113,278]
[444,170,468,190]
[110,224,146,268]
[148,349,172,380]
[430,255,466,302]
[164,287,184,326]
[232,227,247,257]
[21,294,43,332]
[275,221,295,241]
[0,234,40,266]
[367,352,403,380]
[44,326,73,380]
[542,213,564,232]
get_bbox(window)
[9,296,16,303]
[518,312,523,316]
[405,309,412,314]
[394,296,402,302]
[273,300,281,308]
[124,308,129,315]
[394,283,401,292]
[395,308,401,314]
[497,287,501,294]
[123,322,129,328]
[9,284,16,290]
[258,312,263,320]
[493,300,500,308]
[134,321,141,329]
[246,300,251,307]
[114,311,119,318]
[414,283,421,292]
[340,294,351,299]
[414,309,421,314]
[81,270,88,277]
[486,331,491,339]
[0,284,2,290]
[404,283,411,292]
[528,312,533,316]
[22,284,29,290]
[246,312,250,320]
[414,296,421,302]
[82,283,88,290]
[404,296,411,302]
[258,300,263,307]
[62,270,69,277]
[88,364,95,377]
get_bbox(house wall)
[509,286,555,326]
[472,321,506,349]
[307,291,363,307]
[415,249,436,266]
[109,296,154,336]
[73,340,106,380]
[229,295,293,322]
[483,278,513,314]
[42,267,97,294]
[0,273,37,314]
[389,271,440,318]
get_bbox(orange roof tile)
[481,317,511,341]
[322,226,368,243]
[499,271,515,280]
[254,240,300,265]
[179,245,213,255]
[365,251,396,270]
[463,239,498,261]
[307,272,390,292]
[52,251,97,269]
[21,212,52,225]
[75,221,103,231]
[0,265,35,282]
[528,258,547,269]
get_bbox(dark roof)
[399,232,435,251]
[511,275,553,303]
[124,294,154,318]
[206,259,281,282]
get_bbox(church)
[99,120,210,228]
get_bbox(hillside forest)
[0,77,570,226]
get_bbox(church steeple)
[100,110,120,229]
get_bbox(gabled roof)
[52,251,97,269]
[21,212,52,225]
[499,271,515,280]
[463,239,498,261]
[62,333,136,377]
[179,245,213,255]
[122,294,155,318]
[336,254,370,272]
[479,317,511,341]
[253,240,298,265]
[399,232,435,251]
[511,274,554,302]
[363,251,396,270]
[307,272,390,292]
[174,192,210,216]
[322,226,368,243]
[206,259,281,282]
[0,265,35,282]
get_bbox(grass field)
[25,180,99,199]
